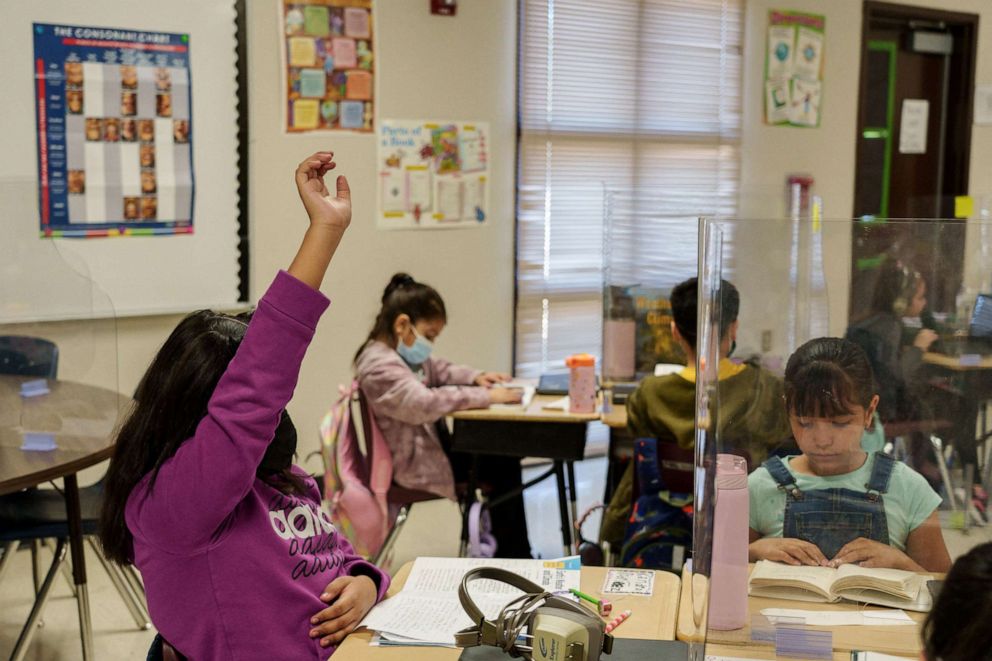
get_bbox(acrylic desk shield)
[1,179,122,460]
[691,210,992,658]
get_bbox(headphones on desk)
[455,567,614,661]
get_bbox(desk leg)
[566,461,577,552]
[64,474,93,661]
[554,461,572,556]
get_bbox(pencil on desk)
[605,609,631,633]
[569,588,612,615]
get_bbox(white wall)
[735,0,992,357]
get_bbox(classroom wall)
[247,0,518,471]
[734,0,992,357]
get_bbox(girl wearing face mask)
[747,337,950,572]
[354,273,532,557]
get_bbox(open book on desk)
[488,380,535,409]
[748,560,934,612]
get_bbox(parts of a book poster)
[748,560,934,612]
[360,555,581,647]
[764,10,825,127]
[377,119,489,230]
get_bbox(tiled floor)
[2,449,990,659]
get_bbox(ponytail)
[354,273,447,363]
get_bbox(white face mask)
[397,326,433,366]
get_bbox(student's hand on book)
[830,537,918,571]
[309,575,378,648]
[295,151,352,234]
[749,537,828,566]
[474,372,511,387]
[489,387,524,404]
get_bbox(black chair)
[0,335,59,379]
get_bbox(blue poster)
[32,23,194,238]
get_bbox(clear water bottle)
[708,454,749,630]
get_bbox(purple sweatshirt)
[125,271,389,660]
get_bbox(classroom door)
[850,2,978,320]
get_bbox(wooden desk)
[676,565,925,657]
[923,351,992,371]
[0,375,128,661]
[338,561,682,659]
[450,395,600,554]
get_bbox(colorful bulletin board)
[281,0,374,132]
[377,120,489,230]
[764,10,825,128]
[33,23,194,237]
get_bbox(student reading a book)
[748,337,951,572]
[601,277,794,546]
[353,274,531,557]
[922,541,992,660]
[99,152,390,658]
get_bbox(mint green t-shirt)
[748,453,941,552]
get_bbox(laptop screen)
[969,293,992,338]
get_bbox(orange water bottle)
[565,353,597,414]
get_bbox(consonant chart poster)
[33,23,194,238]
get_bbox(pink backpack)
[320,382,392,558]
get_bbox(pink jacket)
[354,341,491,500]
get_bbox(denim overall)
[763,452,896,559]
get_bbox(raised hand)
[294,151,351,232]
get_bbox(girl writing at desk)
[100,152,389,658]
[748,337,950,572]
[354,274,532,557]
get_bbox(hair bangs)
[786,360,863,418]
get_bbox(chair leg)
[931,434,958,511]
[121,563,147,602]
[86,537,151,630]
[31,539,42,596]
[43,538,78,597]
[0,540,20,585]
[373,504,412,568]
[10,539,68,661]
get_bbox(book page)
[831,564,917,598]
[748,560,837,601]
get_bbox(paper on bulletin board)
[280,0,375,133]
[32,23,195,238]
[764,10,825,128]
[377,120,489,230]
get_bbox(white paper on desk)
[602,568,655,595]
[489,382,535,409]
[360,556,581,646]
[760,607,915,626]
[542,396,569,411]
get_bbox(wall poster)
[764,10,825,128]
[33,23,194,237]
[281,0,375,132]
[377,120,489,230]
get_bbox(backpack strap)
[763,456,802,499]
[358,387,393,528]
[865,452,896,499]
[634,438,663,494]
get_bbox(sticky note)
[344,7,371,38]
[339,100,364,129]
[299,69,327,98]
[292,99,320,130]
[345,70,372,100]
[21,432,57,452]
[288,37,317,67]
[955,195,974,219]
[20,379,50,398]
[303,6,330,36]
[332,38,357,69]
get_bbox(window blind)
[516,0,743,376]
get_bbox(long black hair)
[99,309,303,565]
[784,337,876,418]
[923,541,992,660]
[353,273,447,363]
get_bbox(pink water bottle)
[708,453,749,630]
[564,353,597,414]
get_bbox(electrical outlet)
[761,330,773,352]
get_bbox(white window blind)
[516,0,742,377]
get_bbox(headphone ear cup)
[468,501,498,558]
[892,294,907,316]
